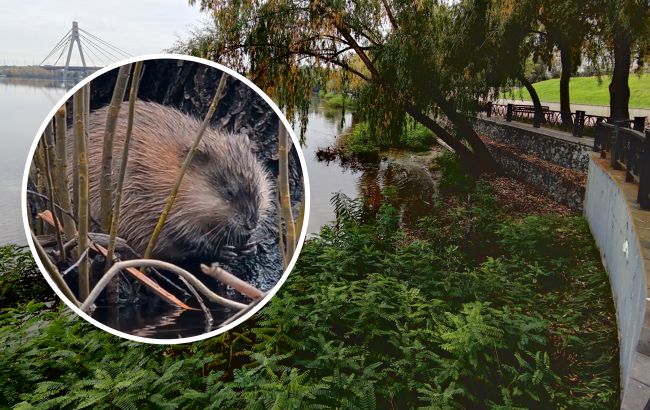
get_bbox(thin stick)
[61,247,90,277]
[54,105,77,241]
[42,121,66,262]
[278,124,296,261]
[31,231,81,307]
[74,87,90,300]
[80,259,247,312]
[99,64,131,232]
[176,275,214,332]
[219,293,268,327]
[105,61,143,304]
[200,263,264,299]
[143,72,229,259]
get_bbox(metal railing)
[483,102,647,138]
[594,121,650,209]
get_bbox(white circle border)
[21,54,311,345]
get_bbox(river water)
[0,78,72,245]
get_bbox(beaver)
[69,100,273,263]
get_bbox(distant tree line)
[0,66,55,79]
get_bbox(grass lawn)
[505,75,650,108]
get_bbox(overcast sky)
[0,0,206,66]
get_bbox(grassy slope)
[506,75,650,108]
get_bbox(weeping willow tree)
[174,0,540,175]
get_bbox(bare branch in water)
[80,259,248,313]
[200,263,264,299]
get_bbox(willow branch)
[381,0,399,31]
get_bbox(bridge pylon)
[40,21,130,81]
[63,21,87,79]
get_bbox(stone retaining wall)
[474,117,591,171]
[483,139,586,211]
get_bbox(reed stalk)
[278,124,296,263]
[83,83,90,130]
[54,106,77,241]
[42,120,66,261]
[33,143,47,235]
[105,61,143,304]
[73,87,90,300]
[143,72,229,259]
[31,231,80,307]
[99,64,131,232]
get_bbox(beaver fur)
[71,100,273,263]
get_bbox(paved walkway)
[498,99,650,118]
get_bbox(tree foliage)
[175,0,537,173]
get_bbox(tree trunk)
[558,44,573,128]
[404,103,493,176]
[519,75,543,127]
[609,32,632,121]
[432,97,500,175]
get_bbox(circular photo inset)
[22,55,309,343]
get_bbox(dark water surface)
[0,78,73,245]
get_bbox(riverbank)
[0,152,619,408]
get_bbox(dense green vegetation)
[0,155,618,409]
[319,91,357,111]
[0,245,54,307]
[509,75,650,108]
[338,118,435,161]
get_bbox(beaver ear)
[182,146,211,165]
[233,133,258,151]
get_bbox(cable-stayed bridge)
[39,21,130,80]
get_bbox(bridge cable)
[79,29,131,58]
[76,35,109,66]
[78,33,122,64]
[39,30,72,65]
[79,29,130,58]
[51,36,73,67]
[78,33,121,62]
[81,43,99,68]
